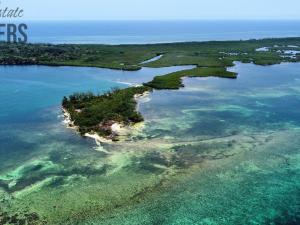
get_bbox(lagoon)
[0,62,300,224]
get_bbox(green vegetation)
[2,38,300,138]
[61,66,236,137]
[62,86,151,138]
[1,38,300,70]
[145,67,237,89]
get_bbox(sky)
[3,0,300,21]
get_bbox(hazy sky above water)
[4,0,300,20]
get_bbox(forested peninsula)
[2,37,300,140]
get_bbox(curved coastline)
[62,87,152,142]
[1,46,300,224]
[3,37,300,141]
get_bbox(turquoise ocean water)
[0,62,299,224]
[0,21,300,224]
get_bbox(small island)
[1,37,300,140]
[61,66,238,141]
[62,86,151,141]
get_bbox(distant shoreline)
[1,37,300,69]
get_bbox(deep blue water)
[0,65,193,123]
[26,20,300,44]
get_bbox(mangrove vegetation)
[2,37,300,138]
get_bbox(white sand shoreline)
[61,89,150,144]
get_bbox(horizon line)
[7,18,300,22]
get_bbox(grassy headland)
[2,37,300,139]
[145,67,237,89]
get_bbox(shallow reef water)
[0,63,300,224]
